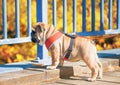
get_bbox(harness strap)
[63,38,75,60]
[45,32,63,49]
[65,33,76,39]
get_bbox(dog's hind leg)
[88,63,99,82]
[83,55,99,82]
[97,61,103,79]
[96,58,103,79]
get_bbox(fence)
[0,0,31,45]
[36,0,120,61]
[0,0,120,64]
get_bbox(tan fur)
[32,22,103,81]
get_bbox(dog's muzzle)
[31,30,40,43]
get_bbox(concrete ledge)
[0,69,60,85]
[0,59,120,85]
[59,58,120,78]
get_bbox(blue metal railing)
[2,0,7,39]
[36,0,49,62]
[117,0,120,29]
[78,0,120,36]
[27,0,32,37]
[0,0,31,45]
[108,0,112,30]
[52,0,57,27]
[73,0,76,33]
[91,0,95,32]
[36,0,120,60]
[63,0,67,33]
[0,0,120,62]
[82,0,86,32]
[100,0,104,31]
[15,0,20,38]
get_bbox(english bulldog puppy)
[31,22,102,82]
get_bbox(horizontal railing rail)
[0,0,32,45]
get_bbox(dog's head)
[31,22,46,45]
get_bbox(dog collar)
[45,32,63,49]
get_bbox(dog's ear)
[36,25,42,32]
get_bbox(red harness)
[45,32,63,49]
[45,32,76,61]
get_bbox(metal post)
[73,0,76,33]
[82,0,86,32]
[63,0,67,33]
[108,0,112,30]
[100,0,104,31]
[27,0,32,37]
[52,0,57,27]
[36,0,50,65]
[91,0,95,32]
[2,0,7,39]
[117,0,120,29]
[15,0,20,38]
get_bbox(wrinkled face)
[31,24,45,45]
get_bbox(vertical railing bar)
[63,0,67,33]
[91,0,95,32]
[100,0,104,31]
[15,0,20,38]
[73,0,76,33]
[82,0,86,32]
[2,0,7,39]
[52,0,56,27]
[108,0,112,30]
[117,0,120,29]
[36,0,48,60]
[27,0,31,37]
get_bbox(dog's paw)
[87,78,96,82]
[98,73,102,79]
[46,66,56,70]
[97,75,102,79]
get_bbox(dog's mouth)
[31,30,40,43]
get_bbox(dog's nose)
[31,36,37,43]
[31,31,40,43]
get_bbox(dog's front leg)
[47,46,60,70]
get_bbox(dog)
[31,22,103,82]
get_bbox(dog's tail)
[90,34,119,41]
